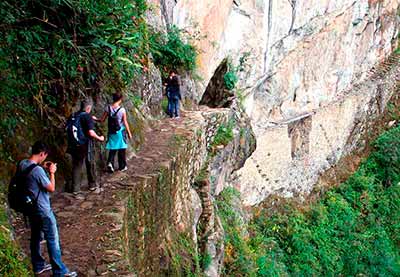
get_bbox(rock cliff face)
[152,0,400,205]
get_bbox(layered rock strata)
[151,0,400,205]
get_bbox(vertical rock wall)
[236,56,400,204]
[151,0,400,205]
[123,109,230,275]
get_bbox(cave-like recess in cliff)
[200,59,234,108]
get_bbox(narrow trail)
[13,109,213,276]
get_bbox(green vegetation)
[166,232,202,276]
[0,186,31,276]
[217,125,400,276]
[235,89,246,109]
[223,52,250,91]
[200,252,212,271]
[0,1,198,275]
[216,188,254,275]
[223,71,238,91]
[0,0,197,164]
[387,103,400,121]
[128,94,144,109]
[150,25,198,76]
[161,97,169,114]
[211,120,235,147]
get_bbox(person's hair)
[171,75,180,86]
[80,99,93,111]
[32,141,49,155]
[169,69,178,76]
[112,92,123,103]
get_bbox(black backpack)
[108,106,122,134]
[8,162,39,215]
[66,112,88,147]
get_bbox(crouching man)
[20,141,76,276]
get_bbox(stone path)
[13,108,221,276]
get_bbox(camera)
[44,161,54,167]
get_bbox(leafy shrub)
[0,186,31,276]
[161,98,169,114]
[216,188,255,276]
[0,0,197,163]
[370,126,400,185]
[212,120,235,147]
[223,71,238,91]
[223,52,250,91]
[129,95,144,109]
[200,252,212,270]
[150,25,198,75]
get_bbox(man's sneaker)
[120,166,128,172]
[64,271,77,277]
[107,163,114,173]
[35,263,52,274]
[88,186,98,191]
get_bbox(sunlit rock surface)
[152,0,399,205]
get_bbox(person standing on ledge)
[93,92,132,173]
[20,141,77,277]
[66,99,104,193]
[164,70,182,118]
[164,70,175,116]
[167,75,182,118]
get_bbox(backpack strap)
[19,163,39,192]
[109,106,122,116]
[17,162,38,178]
[77,111,86,118]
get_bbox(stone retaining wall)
[122,109,231,275]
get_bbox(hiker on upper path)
[164,70,182,118]
[66,99,104,193]
[15,141,77,277]
[93,92,132,173]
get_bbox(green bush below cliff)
[0,191,31,276]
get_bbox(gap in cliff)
[199,59,235,108]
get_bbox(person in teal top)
[93,93,132,172]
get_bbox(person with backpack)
[66,99,104,193]
[93,92,132,172]
[9,141,77,276]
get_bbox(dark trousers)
[67,145,97,192]
[30,211,68,276]
[170,98,180,117]
[107,149,126,170]
[167,97,172,116]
